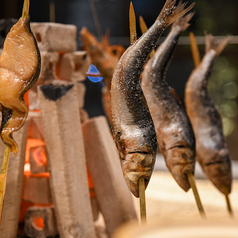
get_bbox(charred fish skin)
[185,34,232,194]
[0,14,41,154]
[111,0,195,197]
[141,14,195,192]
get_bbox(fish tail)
[172,12,194,32]
[205,34,232,56]
[157,0,195,27]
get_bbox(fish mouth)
[166,146,195,192]
[203,161,232,194]
[121,151,155,197]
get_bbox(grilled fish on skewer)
[141,13,195,192]
[80,28,125,125]
[111,0,195,197]
[0,0,40,154]
[185,34,232,195]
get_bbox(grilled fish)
[141,13,195,192]
[0,0,41,154]
[111,0,194,197]
[80,28,125,125]
[185,34,232,194]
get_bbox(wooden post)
[38,82,95,238]
[82,116,137,238]
[0,121,29,238]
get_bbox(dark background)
[1,0,238,159]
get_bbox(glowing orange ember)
[33,216,44,229]
[25,138,45,164]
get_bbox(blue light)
[86,64,103,83]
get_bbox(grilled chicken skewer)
[186,34,233,216]
[0,0,40,154]
[0,0,40,222]
[111,0,194,198]
[141,14,205,217]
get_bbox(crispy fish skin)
[141,14,195,192]
[111,0,195,197]
[185,34,232,194]
[0,14,41,154]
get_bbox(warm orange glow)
[31,146,47,166]
[33,203,54,208]
[24,171,50,178]
[33,216,44,229]
[87,167,96,197]
[24,90,29,108]
[19,200,34,223]
[25,138,45,164]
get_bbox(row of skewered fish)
[0,0,232,218]
[81,0,232,201]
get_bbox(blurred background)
[1,0,238,159]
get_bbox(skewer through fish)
[185,34,232,195]
[111,0,195,197]
[141,13,195,192]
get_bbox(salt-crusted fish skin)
[185,34,232,194]
[111,0,195,197]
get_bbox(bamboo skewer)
[189,32,201,67]
[187,172,206,218]
[225,193,234,217]
[189,33,234,217]
[22,0,30,19]
[129,3,147,224]
[223,186,234,218]
[0,145,10,223]
[129,2,137,45]
[89,0,102,39]
[139,177,146,224]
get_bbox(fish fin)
[189,32,201,68]
[172,12,194,32]
[170,87,183,106]
[157,0,195,27]
[205,34,232,56]
[129,1,137,44]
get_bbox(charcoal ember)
[29,145,48,173]
[24,207,58,238]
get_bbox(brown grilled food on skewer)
[79,28,125,125]
[141,13,195,191]
[185,34,232,195]
[0,0,41,154]
[111,0,194,197]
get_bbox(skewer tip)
[22,0,30,19]
[187,172,206,219]
[139,177,147,224]
[223,185,234,218]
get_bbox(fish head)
[200,149,232,194]
[166,145,195,191]
[120,151,156,197]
